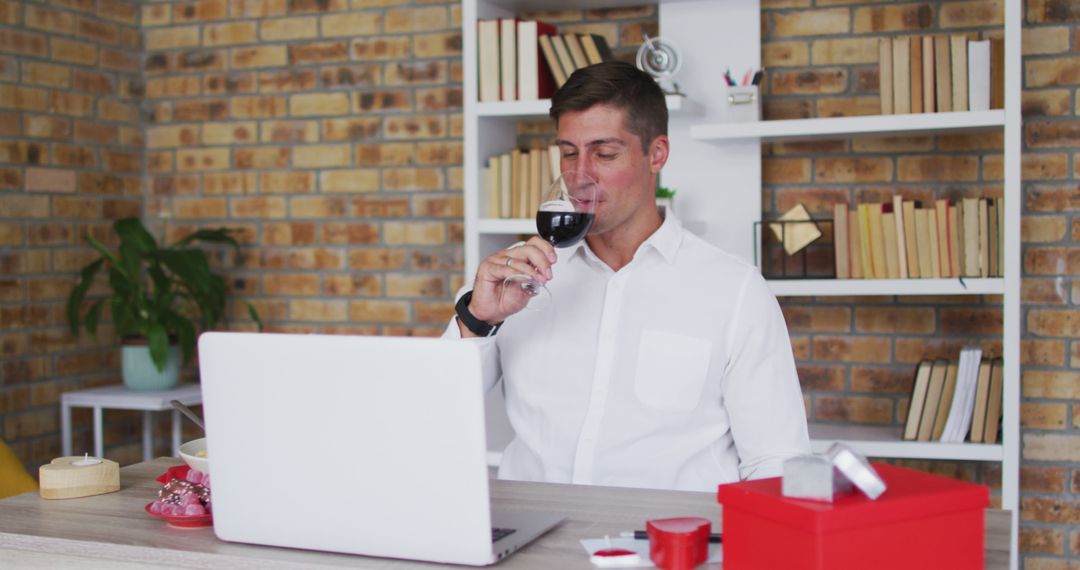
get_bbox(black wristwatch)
[455,291,502,337]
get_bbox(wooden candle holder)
[39,456,120,500]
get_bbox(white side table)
[60,384,203,462]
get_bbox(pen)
[741,69,752,86]
[751,69,764,86]
[624,531,723,543]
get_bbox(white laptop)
[197,332,563,566]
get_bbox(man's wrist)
[455,291,502,337]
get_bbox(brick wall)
[0,0,143,466]
[140,0,467,339]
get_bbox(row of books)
[903,349,1003,444]
[481,146,561,220]
[477,19,614,102]
[879,35,1004,115]
[832,197,1004,280]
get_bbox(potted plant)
[67,217,260,391]
[656,185,677,213]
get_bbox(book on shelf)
[538,147,552,206]
[477,19,501,103]
[527,148,542,218]
[921,35,936,113]
[996,198,1004,275]
[547,34,578,82]
[498,153,511,218]
[990,38,1005,110]
[510,148,522,218]
[484,156,499,218]
[934,199,951,278]
[940,346,982,443]
[931,362,959,441]
[983,358,1004,443]
[910,35,923,114]
[537,34,568,88]
[903,360,933,441]
[988,199,999,277]
[868,204,889,279]
[967,39,991,112]
[848,210,864,279]
[962,197,980,277]
[902,199,920,278]
[517,20,558,101]
[950,201,967,278]
[916,359,949,441]
[968,358,993,443]
[893,195,909,279]
[547,144,561,181]
[499,18,518,101]
[934,35,952,113]
[950,34,969,112]
[833,203,850,279]
[881,207,901,279]
[879,38,893,115]
[562,33,590,70]
[579,33,614,65]
[914,207,935,278]
[924,205,942,278]
[978,198,990,277]
[892,36,911,114]
[857,205,873,279]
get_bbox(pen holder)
[724,85,761,123]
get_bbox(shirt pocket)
[633,330,712,413]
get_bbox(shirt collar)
[566,208,683,266]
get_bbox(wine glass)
[500,170,598,313]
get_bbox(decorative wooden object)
[38,455,120,500]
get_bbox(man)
[445,61,809,492]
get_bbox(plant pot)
[656,197,674,214]
[121,338,180,391]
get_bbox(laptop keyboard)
[491,527,517,542]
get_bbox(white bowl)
[178,438,209,474]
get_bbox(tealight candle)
[72,453,102,467]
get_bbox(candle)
[72,452,102,466]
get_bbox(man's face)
[554,104,667,236]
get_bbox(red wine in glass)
[536,210,594,247]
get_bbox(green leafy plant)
[67,217,260,372]
[656,185,676,199]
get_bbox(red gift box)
[717,463,988,570]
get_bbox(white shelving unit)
[808,424,1004,462]
[463,1,1020,567]
[691,109,1006,143]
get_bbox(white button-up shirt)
[444,213,810,492]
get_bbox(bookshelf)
[463,1,1020,566]
[768,278,1004,298]
[808,424,1003,462]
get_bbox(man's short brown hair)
[549,61,668,153]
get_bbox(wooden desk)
[0,459,1010,569]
